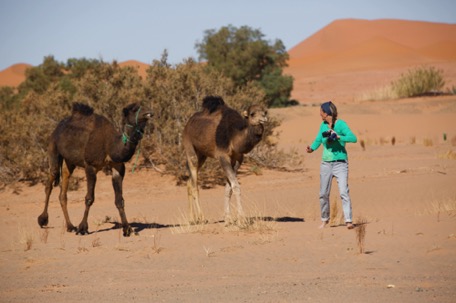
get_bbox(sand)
[1,19,456,302]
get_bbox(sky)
[1,0,455,71]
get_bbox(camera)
[322,130,331,138]
[322,130,338,142]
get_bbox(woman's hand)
[306,146,313,153]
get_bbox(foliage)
[195,25,294,107]
[391,66,445,98]
[143,56,278,186]
[0,54,292,187]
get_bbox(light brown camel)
[183,96,268,223]
[37,102,153,236]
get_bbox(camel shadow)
[94,221,176,235]
[91,217,304,235]
[256,216,305,223]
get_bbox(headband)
[321,101,333,116]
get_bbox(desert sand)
[1,19,456,302]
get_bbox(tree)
[18,55,64,94]
[196,25,294,107]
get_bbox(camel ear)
[122,107,129,118]
[243,110,249,118]
[122,103,139,117]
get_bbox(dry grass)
[439,150,456,160]
[356,86,397,101]
[59,221,66,250]
[91,236,102,248]
[379,137,389,146]
[354,217,368,254]
[226,200,278,233]
[360,139,366,151]
[203,246,215,257]
[18,225,34,251]
[226,215,276,233]
[423,138,434,147]
[150,233,163,254]
[420,198,456,219]
[329,197,345,227]
[451,135,456,147]
[39,228,49,244]
[171,200,278,235]
[77,239,89,253]
[171,210,208,234]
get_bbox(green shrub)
[391,66,445,98]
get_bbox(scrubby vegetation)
[0,54,299,187]
[391,66,445,98]
[357,65,449,102]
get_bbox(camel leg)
[112,163,132,237]
[220,157,244,221]
[37,148,61,228]
[223,183,232,221]
[186,152,205,223]
[77,166,97,235]
[59,161,77,232]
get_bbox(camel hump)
[72,102,94,116]
[202,96,225,113]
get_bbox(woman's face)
[320,108,328,120]
[320,108,332,123]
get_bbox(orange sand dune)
[289,19,456,59]
[0,63,31,87]
[287,19,456,76]
[285,19,456,103]
[118,60,149,79]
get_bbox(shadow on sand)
[92,216,305,235]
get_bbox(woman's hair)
[321,101,338,129]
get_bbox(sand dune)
[0,63,31,87]
[289,19,456,59]
[287,19,456,77]
[118,60,149,79]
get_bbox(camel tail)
[202,96,225,113]
[72,102,94,116]
[53,170,60,187]
[52,156,63,187]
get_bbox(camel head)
[121,102,153,144]
[243,105,268,126]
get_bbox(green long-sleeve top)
[309,119,357,162]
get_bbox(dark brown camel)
[183,96,268,223]
[37,102,153,236]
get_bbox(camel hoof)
[37,214,49,228]
[76,223,89,235]
[67,225,77,233]
[76,229,88,235]
[123,226,133,237]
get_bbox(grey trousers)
[319,161,353,223]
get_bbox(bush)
[143,57,285,186]
[391,66,445,98]
[0,56,293,187]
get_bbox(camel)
[37,102,153,236]
[183,96,268,223]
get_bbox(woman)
[306,101,357,229]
